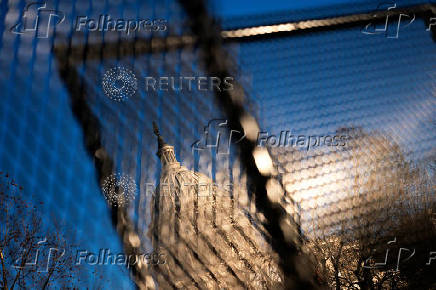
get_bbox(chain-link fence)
[0,0,434,288]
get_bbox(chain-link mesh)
[0,0,434,288]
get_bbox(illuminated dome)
[149,122,282,289]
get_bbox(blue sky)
[211,0,374,17]
[211,0,435,17]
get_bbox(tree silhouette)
[0,172,82,289]
[304,128,435,289]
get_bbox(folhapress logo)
[361,3,415,38]
[13,237,65,272]
[10,2,167,38]
[10,1,65,38]
[192,119,245,155]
